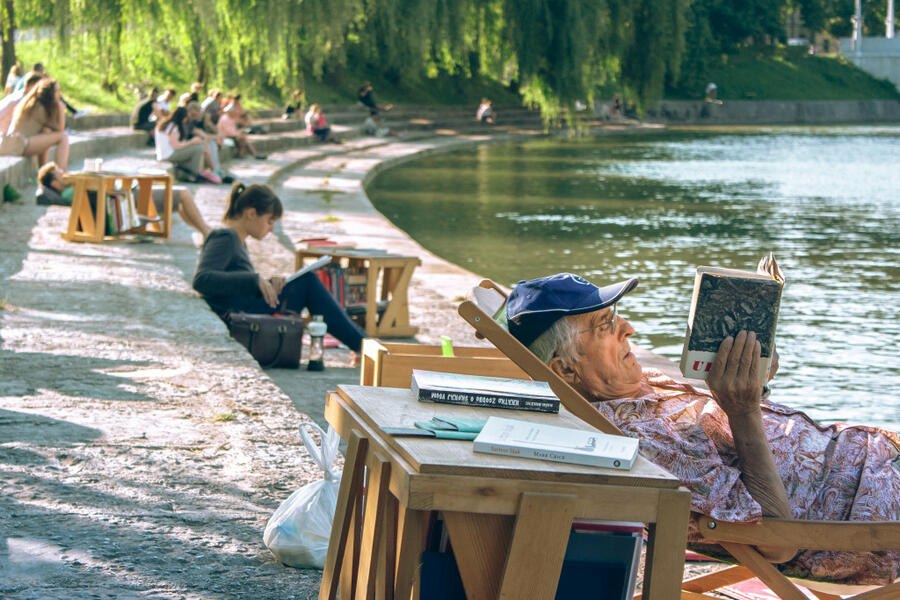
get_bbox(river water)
[367,126,900,430]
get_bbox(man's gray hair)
[528,315,581,365]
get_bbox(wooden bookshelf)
[295,247,421,338]
[61,172,173,243]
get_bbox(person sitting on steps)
[217,104,266,159]
[0,71,44,134]
[131,86,159,146]
[305,104,340,143]
[155,105,221,184]
[192,182,365,354]
[5,77,69,171]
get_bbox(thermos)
[307,315,327,371]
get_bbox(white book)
[285,255,332,284]
[473,416,639,470]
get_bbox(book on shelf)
[680,253,785,386]
[411,369,560,414]
[285,255,332,284]
[472,416,639,469]
[559,521,643,600]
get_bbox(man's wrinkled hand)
[707,330,763,418]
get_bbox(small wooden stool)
[62,172,173,243]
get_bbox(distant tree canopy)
[9,0,689,114]
[5,0,885,112]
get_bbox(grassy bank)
[13,38,521,114]
[11,39,900,114]
[667,46,900,101]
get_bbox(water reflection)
[368,127,900,430]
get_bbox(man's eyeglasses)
[579,304,617,337]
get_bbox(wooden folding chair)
[457,279,900,600]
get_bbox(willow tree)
[16,0,688,115]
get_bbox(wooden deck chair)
[458,279,900,600]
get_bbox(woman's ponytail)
[223,182,282,221]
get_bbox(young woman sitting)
[4,78,69,170]
[192,183,365,353]
[217,105,264,159]
[305,104,339,143]
[155,106,220,183]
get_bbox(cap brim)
[509,277,638,347]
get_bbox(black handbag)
[226,312,305,368]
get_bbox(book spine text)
[417,388,559,414]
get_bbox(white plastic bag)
[264,422,341,568]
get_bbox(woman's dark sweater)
[192,228,260,318]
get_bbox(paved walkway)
[0,118,558,598]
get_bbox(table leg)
[498,493,575,600]
[641,488,691,600]
[443,512,514,600]
[355,451,392,600]
[339,498,362,600]
[319,431,368,600]
[375,264,417,337]
[394,507,426,600]
[364,265,379,337]
[375,494,398,600]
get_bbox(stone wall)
[648,99,900,125]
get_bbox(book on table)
[680,253,785,386]
[410,369,560,414]
[473,416,639,469]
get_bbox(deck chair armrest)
[698,516,900,552]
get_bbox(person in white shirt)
[154,88,176,121]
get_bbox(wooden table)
[62,172,173,243]
[295,248,421,338]
[319,385,692,600]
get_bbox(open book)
[680,253,785,386]
[285,255,332,284]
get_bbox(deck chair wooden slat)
[457,278,900,600]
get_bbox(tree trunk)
[1,0,17,85]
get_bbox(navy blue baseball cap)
[506,273,639,347]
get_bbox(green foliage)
[5,0,691,117]
[667,46,900,101]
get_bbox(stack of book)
[314,264,368,311]
[87,183,148,236]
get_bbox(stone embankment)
[0,105,549,599]
[648,98,900,124]
[0,104,713,598]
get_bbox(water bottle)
[307,315,327,371]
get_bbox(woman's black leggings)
[225,272,365,352]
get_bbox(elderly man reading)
[500,272,900,586]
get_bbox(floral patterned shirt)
[595,369,900,585]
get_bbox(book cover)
[105,196,117,235]
[285,255,332,284]
[411,369,560,414]
[558,527,643,600]
[473,416,639,469]
[680,260,784,385]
